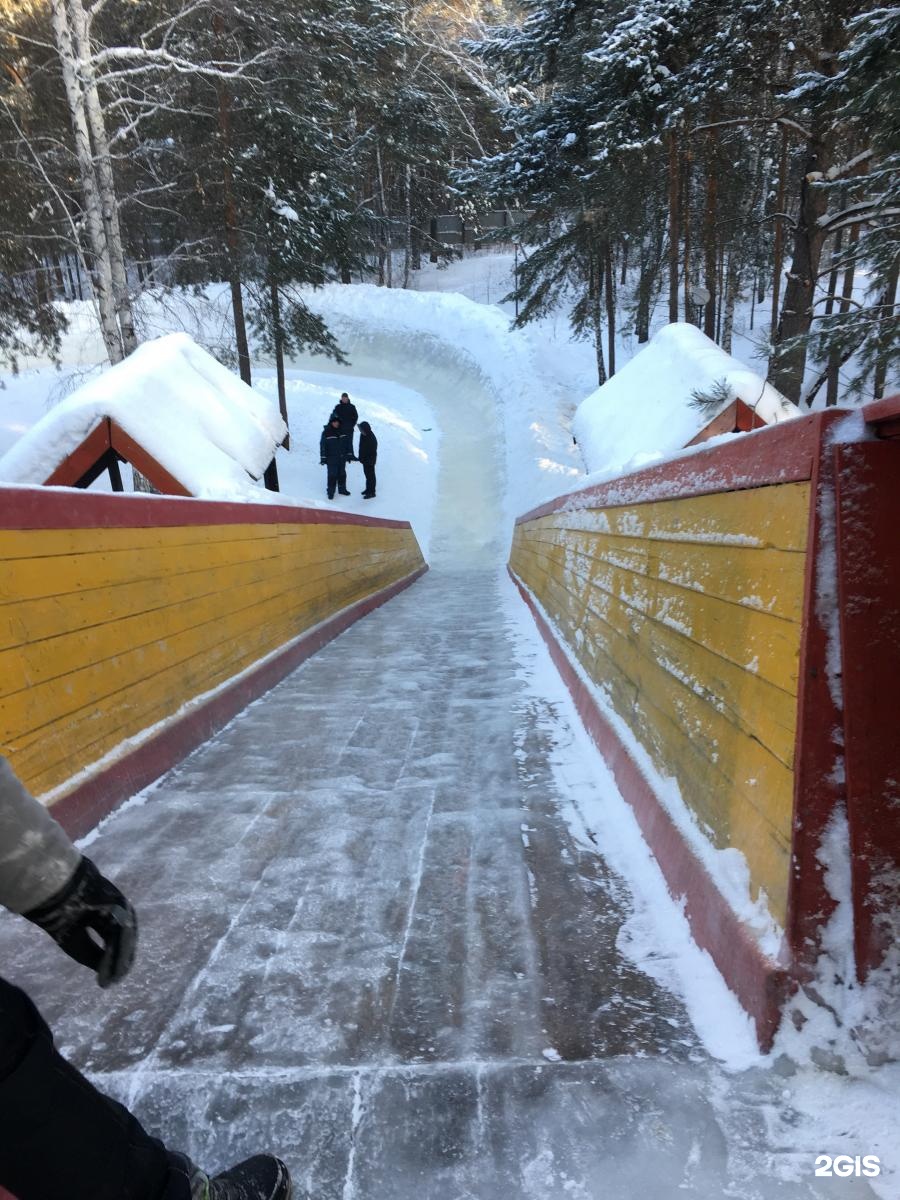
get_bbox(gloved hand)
[320,458,326,465]
[23,856,137,987]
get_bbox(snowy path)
[0,323,883,1198]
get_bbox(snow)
[0,333,287,502]
[572,322,799,478]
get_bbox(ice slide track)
[0,330,871,1199]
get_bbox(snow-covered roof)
[572,323,798,477]
[0,333,287,501]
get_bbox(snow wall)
[0,486,425,830]
[509,399,900,1047]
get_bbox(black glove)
[24,856,137,987]
[320,458,326,465]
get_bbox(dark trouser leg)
[0,978,188,1200]
[363,464,376,496]
[326,463,339,497]
[338,463,348,492]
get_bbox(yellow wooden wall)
[0,518,424,800]
[510,482,811,928]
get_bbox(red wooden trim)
[684,399,768,447]
[508,567,792,1048]
[784,416,845,975]
[46,565,428,840]
[520,410,838,524]
[43,418,112,487]
[863,394,900,438]
[108,420,192,497]
[0,485,411,531]
[834,441,900,977]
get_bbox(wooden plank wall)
[509,481,811,929]
[0,517,423,800]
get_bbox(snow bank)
[0,333,286,502]
[572,323,798,477]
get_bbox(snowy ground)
[2,255,900,1197]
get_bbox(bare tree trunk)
[703,127,718,340]
[67,0,137,355]
[49,0,122,363]
[667,129,680,323]
[216,76,251,385]
[823,228,843,319]
[604,239,616,377]
[375,142,392,288]
[682,142,693,323]
[873,262,899,401]
[591,250,606,386]
[722,252,740,354]
[770,127,789,339]
[403,163,412,289]
[770,121,836,402]
[620,236,628,286]
[826,224,859,406]
[270,269,290,449]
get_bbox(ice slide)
[0,320,882,1198]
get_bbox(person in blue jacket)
[319,414,352,499]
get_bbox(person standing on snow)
[319,414,352,499]
[0,755,293,1200]
[329,392,358,445]
[357,421,378,499]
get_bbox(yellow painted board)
[527,481,811,553]
[0,552,348,653]
[0,521,277,560]
[516,527,807,622]
[552,548,804,720]
[0,523,415,607]
[513,528,805,708]
[521,580,792,922]
[0,529,420,650]
[0,550,396,699]
[8,558,420,794]
[0,535,285,603]
[1,549,418,745]
[542,580,795,841]
[579,628,792,924]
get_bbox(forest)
[0,0,898,408]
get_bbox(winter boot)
[178,1153,292,1200]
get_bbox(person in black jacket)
[329,392,358,439]
[319,415,352,499]
[0,756,293,1200]
[357,421,378,499]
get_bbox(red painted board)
[43,418,112,487]
[862,394,900,438]
[0,485,411,531]
[834,441,900,976]
[109,420,193,497]
[783,416,846,974]
[508,567,791,1048]
[518,409,837,524]
[48,565,428,839]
